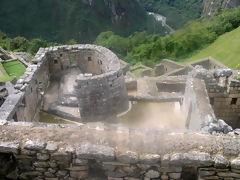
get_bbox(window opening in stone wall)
[88,57,92,61]
[231,98,238,105]
[54,60,58,64]
[31,87,33,93]
[99,60,102,65]
[21,97,26,107]
[210,98,214,105]
[69,56,76,62]
[13,113,18,122]
[60,53,63,57]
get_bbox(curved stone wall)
[45,45,129,121]
[0,45,128,123]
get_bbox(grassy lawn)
[0,62,12,82]
[182,26,240,70]
[0,60,26,82]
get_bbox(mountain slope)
[0,0,156,43]
[139,0,202,29]
[202,0,240,17]
[183,26,240,69]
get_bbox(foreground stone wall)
[0,122,240,179]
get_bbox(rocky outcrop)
[81,0,143,24]
[202,0,240,17]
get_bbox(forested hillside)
[139,0,203,29]
[95,7,240,67]
[0,0,162,43]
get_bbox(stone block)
[33,161,49,168]
[76,143,115,161]
[70,170,88,178]
[49,161,58,168]
[214,154,229,168]
[122,165,140,177]
[22,171,42,176]
[170,152,213,166]
[24,140,45,151]
[198,170,216,177]
[168,172,181,179]
[21,149,37,156]
[136,164,151,171]
[231,167,240,173]
[56,170,68,177]
[67,166,89,171]
[44,172,55,178]
[231,158,240,169]
[73,158,88,166]
[51,151,71,163]
[48,168,57,174]
[117,151,138,164]
[45,142,58,152]
[159,167,182,173]
[161,174,169,180]
[139,154,160,164]
[0,141,19,154]
[35,168,47,172]
[218,172,240,178]
[145,170,160,178]
[37,153,50,161]
[108,177,123,180]
[200,176,219,179]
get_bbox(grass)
[0,62,12,82]
[1,60,26,81]
[182,26,240,69]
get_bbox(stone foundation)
[0,122,240,179]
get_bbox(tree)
[28,39,48,54]
[10,36,29,51]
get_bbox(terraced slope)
[183,27,240,69]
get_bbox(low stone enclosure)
[0,45,240,179]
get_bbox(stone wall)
[189,57,227,70]
[205,72,240,128]
[75,70,129,121]
[1,122,240,179]
[182,74,216,131]
[154,59,185,77]
[0,44,129,123]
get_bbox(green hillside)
[183,26,240,69]
[0,0,164,43]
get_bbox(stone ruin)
[0,44,239,180]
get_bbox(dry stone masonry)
[1,122,240,179]
[0,45,240,179]
[0,44,129,122]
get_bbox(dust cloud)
[119,102,186,129]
